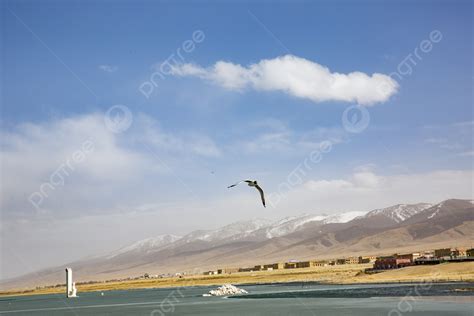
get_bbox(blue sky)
[1,0,472,278]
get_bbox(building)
[395,252,421,262]
[238,267,254,272]
[203,270,218,275]
[358,256,377,264]
[374,257,412,270]
[345,257,359,265]
[281,260,326,269]
[418,250,435,259]
[65,268,77,298]
[253,265,265,271]
[295,261,311,268]
[217,268,239,274]
[336,258,346,265]
[264,263,284,270]
[467,248,474,257]
[450,249,461,257]
[434,248,466,258]
[284,262,297,269]
[434,248,452,258]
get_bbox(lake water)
[0,282,473,315]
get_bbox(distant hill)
[2,199,472,290]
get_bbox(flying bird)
[227,180,266,207]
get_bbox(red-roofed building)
[374,257,412,270]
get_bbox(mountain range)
[2,199,473,290]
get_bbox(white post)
[65,268,77,297]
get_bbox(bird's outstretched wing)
[227,180,252,188]
[255,184,266,208]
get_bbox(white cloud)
[237,131,292,154]
[98,64,118,73]
[275,170,473,212]
[305,179,353,191]
[171,55,399,105]
[0,114,156,216]
[353,163,378,173]
[351,171,382,188]
[304,172,382,192]
[231,118,347,155]
[137,114,221,157]
[0,113,222,218]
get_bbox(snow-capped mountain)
[104,203,450,259]
[107,234,182,258]
[405,199,474,224]
[427,202,444,219]
[363,203,433,223]
[180,218,273,243]
[261,211,367,238]
[111,211,372,252]
[322,211,367,224]
[263,214,327,238]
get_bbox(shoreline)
[1,262,473,298]
[1,279,472,299]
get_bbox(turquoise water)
[0,283,472,315]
